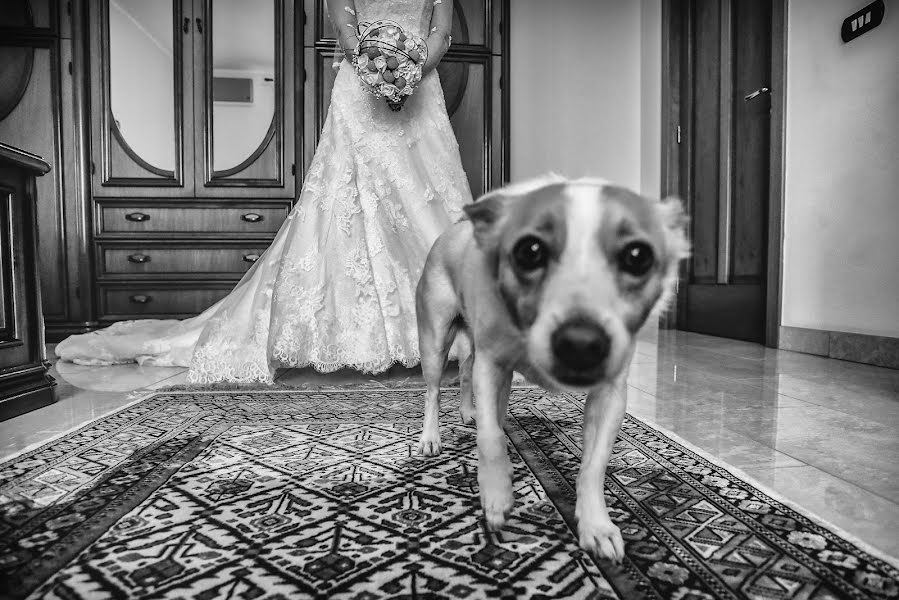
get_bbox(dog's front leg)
[473,354,514,531]
[576,370,628,562]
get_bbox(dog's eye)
[512,236,549,272]
[618,242,655,276]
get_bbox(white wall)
[640,0,661,198]
[782,0,899,337]
[510,0,661,196]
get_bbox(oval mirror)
[210,0,276,174]
[108,0,176,174]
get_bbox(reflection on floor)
[1,330,897,557]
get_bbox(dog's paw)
[459,403,476,425]
[417,430,442,457]
[480,482,514,531]
[578,517,625,563]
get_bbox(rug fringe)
[150,374,537,393]
[150,377,460,393]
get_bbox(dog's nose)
[551,319,610,373]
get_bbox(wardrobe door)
[89,0,195,197]
[192,0,296,199]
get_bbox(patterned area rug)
[1,389,896,599]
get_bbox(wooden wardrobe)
[0,0,509,340]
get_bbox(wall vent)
[213,77,253,103]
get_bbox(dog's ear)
[658,196,691,261]
[463,192,508,248]
[651,196,691,317]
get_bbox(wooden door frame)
[659,0,787,348]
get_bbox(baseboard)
[779,326,899,370]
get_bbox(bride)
[55,0,472,384]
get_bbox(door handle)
[129,294,152,304]
[125,212,150,222]
[744,87,770,101]
[127,254,151,264]
[241,213,263,223]
[243,253,261,263]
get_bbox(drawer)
[99,286,232,320]
[97,204,290,235]
[99,245,269,277]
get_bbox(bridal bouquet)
[352,20,429,111]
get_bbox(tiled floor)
[2,329,897,558]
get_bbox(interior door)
[302,0,506,198]
[193,0,296,198]
[89,0,194,197]
[676,0,773,343]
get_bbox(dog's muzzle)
[550,318,610,385]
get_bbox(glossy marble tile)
[626,360,806,408]
[739,465,899,558]
[0,382,137,460]
[756,373,899,423]
[54,360,187,392]
[145,370,190,390]
[626,392,806,471]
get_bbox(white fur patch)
[563,182,606,268]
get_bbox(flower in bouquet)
[351,20,428,111]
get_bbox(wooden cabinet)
[86,0,298,323]
[0,143,57,421]
[4,0,508,337]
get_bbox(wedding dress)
[55,0,472,383]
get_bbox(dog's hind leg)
[416,277,458,457]
[455,333,475,425]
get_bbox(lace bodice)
[354,0,434,37]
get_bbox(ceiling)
[112,0,275,72]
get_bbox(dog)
[414,175,689,562]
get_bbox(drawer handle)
[127,254,151,264]
[243,253,261,263]
[241,213,263,223]
[125,212,150,222]
[129,294,152,304]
